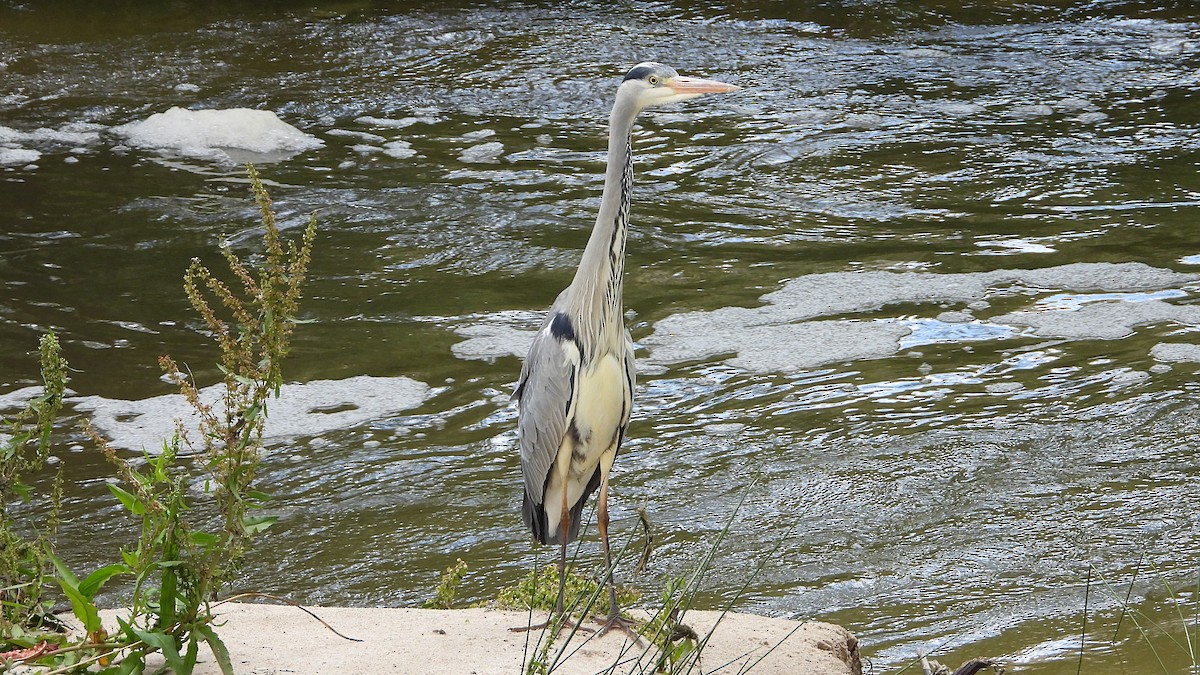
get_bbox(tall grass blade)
[1091,564,1172,674]
[1112,550,1144,644]
[1077,566,1090,675]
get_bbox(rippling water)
[3,2,1200,672]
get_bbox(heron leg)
[554,489,570,615]
[509,498,591,635]
[595,467,643,643]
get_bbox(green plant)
[158,162,315,602]
[90,164,316,673]
[495,563,641,619]
[82,427,221,674]
[641,580,699,673]
[424,559,469,609]
[0,165,317,674]
[498,555,642,675]
[0,333,68,633]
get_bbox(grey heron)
[514,62,739,635]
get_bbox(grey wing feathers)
[515,319,577,505]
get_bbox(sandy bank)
[103,604,861,674]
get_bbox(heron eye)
[648,75,659,85]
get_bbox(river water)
[2,1,1199,672]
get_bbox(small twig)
[894,631,964,674]
[919,650,934,675]
[26,640,111,657]
[215,592,363,642]
[951,658,1001,675]
[40,639,145,675]
[633,506,653,577]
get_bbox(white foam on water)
[114,107,324,162]
[382,140,417,159]
[452,262,1200,374]
[996,299,1200,339]
[0,386,45,411]
[72,375,432,452]
[975,238,1058,254]
[0,123,102,147]
[642,263,1200,372]
[326,128,387,143]
[452,324,536,362]
[1032,289,1187,311]
[0,148,41,166]
[0,122,103,167]
[1150,342,1200,363]
[458,141,504,163]
[354,115,438,129]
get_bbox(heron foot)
[594,614,644,644]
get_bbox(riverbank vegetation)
[0,166,316,673]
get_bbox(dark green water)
[2,1,1200,672]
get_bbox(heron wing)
[621,330,636,430]
[515,311,580,505]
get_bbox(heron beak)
[666,75,741,95]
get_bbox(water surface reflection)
[2,2,1200,672]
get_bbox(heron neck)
[567,98,638,351]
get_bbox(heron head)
[620,62,740,110]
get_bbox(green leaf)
[132,628,184,674]
[242,403,261,421]
[108,484,146,516]
[116,615,137,641]
[242,515,277,535]
[49,554,101,633]
[183,633,199,674]
[147,452,171,483]
[12,480,31,502]
[196,624,234,675]
[157,560,186,568]
[246,489,272,504]
[48,552,80,588]
[79,563,131,599]
[189,531,220,548]
[232,373,257,387]
[115,651,145,675]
